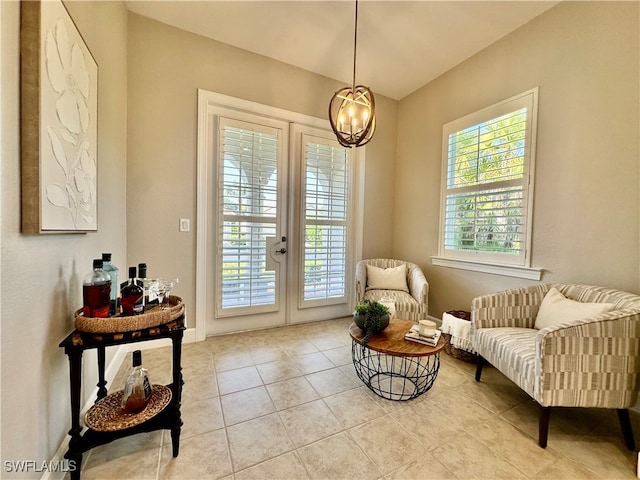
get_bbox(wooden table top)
[349,318,445,358]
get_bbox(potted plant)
[353,299,390,346]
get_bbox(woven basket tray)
[84,385,172,432]
[443,310,478,364]
[75,296,184,333]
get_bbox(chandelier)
[329,0,376,148]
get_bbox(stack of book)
[404,324,441,346]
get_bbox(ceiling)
[126,1,560,100]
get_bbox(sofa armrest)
[407,265,428,308]
[536,309,640,408]
[355,261,367,304]
[472,284,550,330]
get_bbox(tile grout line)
[153,443,162,480]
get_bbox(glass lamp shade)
[329,85,376,148]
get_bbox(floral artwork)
[20,0,98,233]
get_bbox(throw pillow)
[366,264,409,293]
[534,287,615,329]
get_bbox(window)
[433,88,541,279]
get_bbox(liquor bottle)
[137,263,149,309]
[120,267,144,315]
[121,350,152,413]
[137,263,158,308]
[82,259,111,318]
[137,263,147,290]
[101,253,119,316]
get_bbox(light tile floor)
[79,318,640,479]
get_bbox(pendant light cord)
[352,0,359,92]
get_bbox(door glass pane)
[221,220,276,308]
[219,122,279,309]
[303,140,349,301]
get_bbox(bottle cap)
[93,259,104,269]
[138,263,147,278]
[132,350,142,367]
[129,266,137,278]
[102,253,112,262]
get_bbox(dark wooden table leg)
[96,346,108,400]
[170,331,184,457]
[64,347,84,480]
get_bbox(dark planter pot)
[353,313,390,334]
[354,312,367,330]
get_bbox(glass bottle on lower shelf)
[121,350,151,413]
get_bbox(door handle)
[276,248,287,254]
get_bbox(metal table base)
[351,340,441,401]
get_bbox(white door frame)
[196,89,364,338]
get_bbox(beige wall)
[1,0,128,472]
[394,1,640,317]
[126,13,398,324]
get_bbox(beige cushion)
[366,264,409,293]
[534,287,615,329]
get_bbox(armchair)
[355,258,428,321]
[472,283,640,450]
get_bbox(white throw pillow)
[534,287,615,329]
[366,264,409,293]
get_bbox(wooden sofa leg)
[539,406,550,448]
[617,409,636,451]
[475,356,485,382]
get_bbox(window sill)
[431,256,543,281]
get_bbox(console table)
[59,315,185,479]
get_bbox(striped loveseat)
[471,283,640,450]
[355,259,429,321]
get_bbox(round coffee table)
[349,318,445,401]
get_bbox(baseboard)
[42,326,198,479]
[428,314,442,327]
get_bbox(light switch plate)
[179,218,190,232]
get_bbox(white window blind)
[439,89,537,267]
[219,120,279,309]
[302,138,350,301]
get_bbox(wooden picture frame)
[21,0,98,234]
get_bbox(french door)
[197,91,364,336]
[215,115,288,329]
[289,125,358,324]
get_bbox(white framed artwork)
[21,0,98,233]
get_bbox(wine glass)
[153,278,179,309]
[151,279,168,309]
[163,279,176,308]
